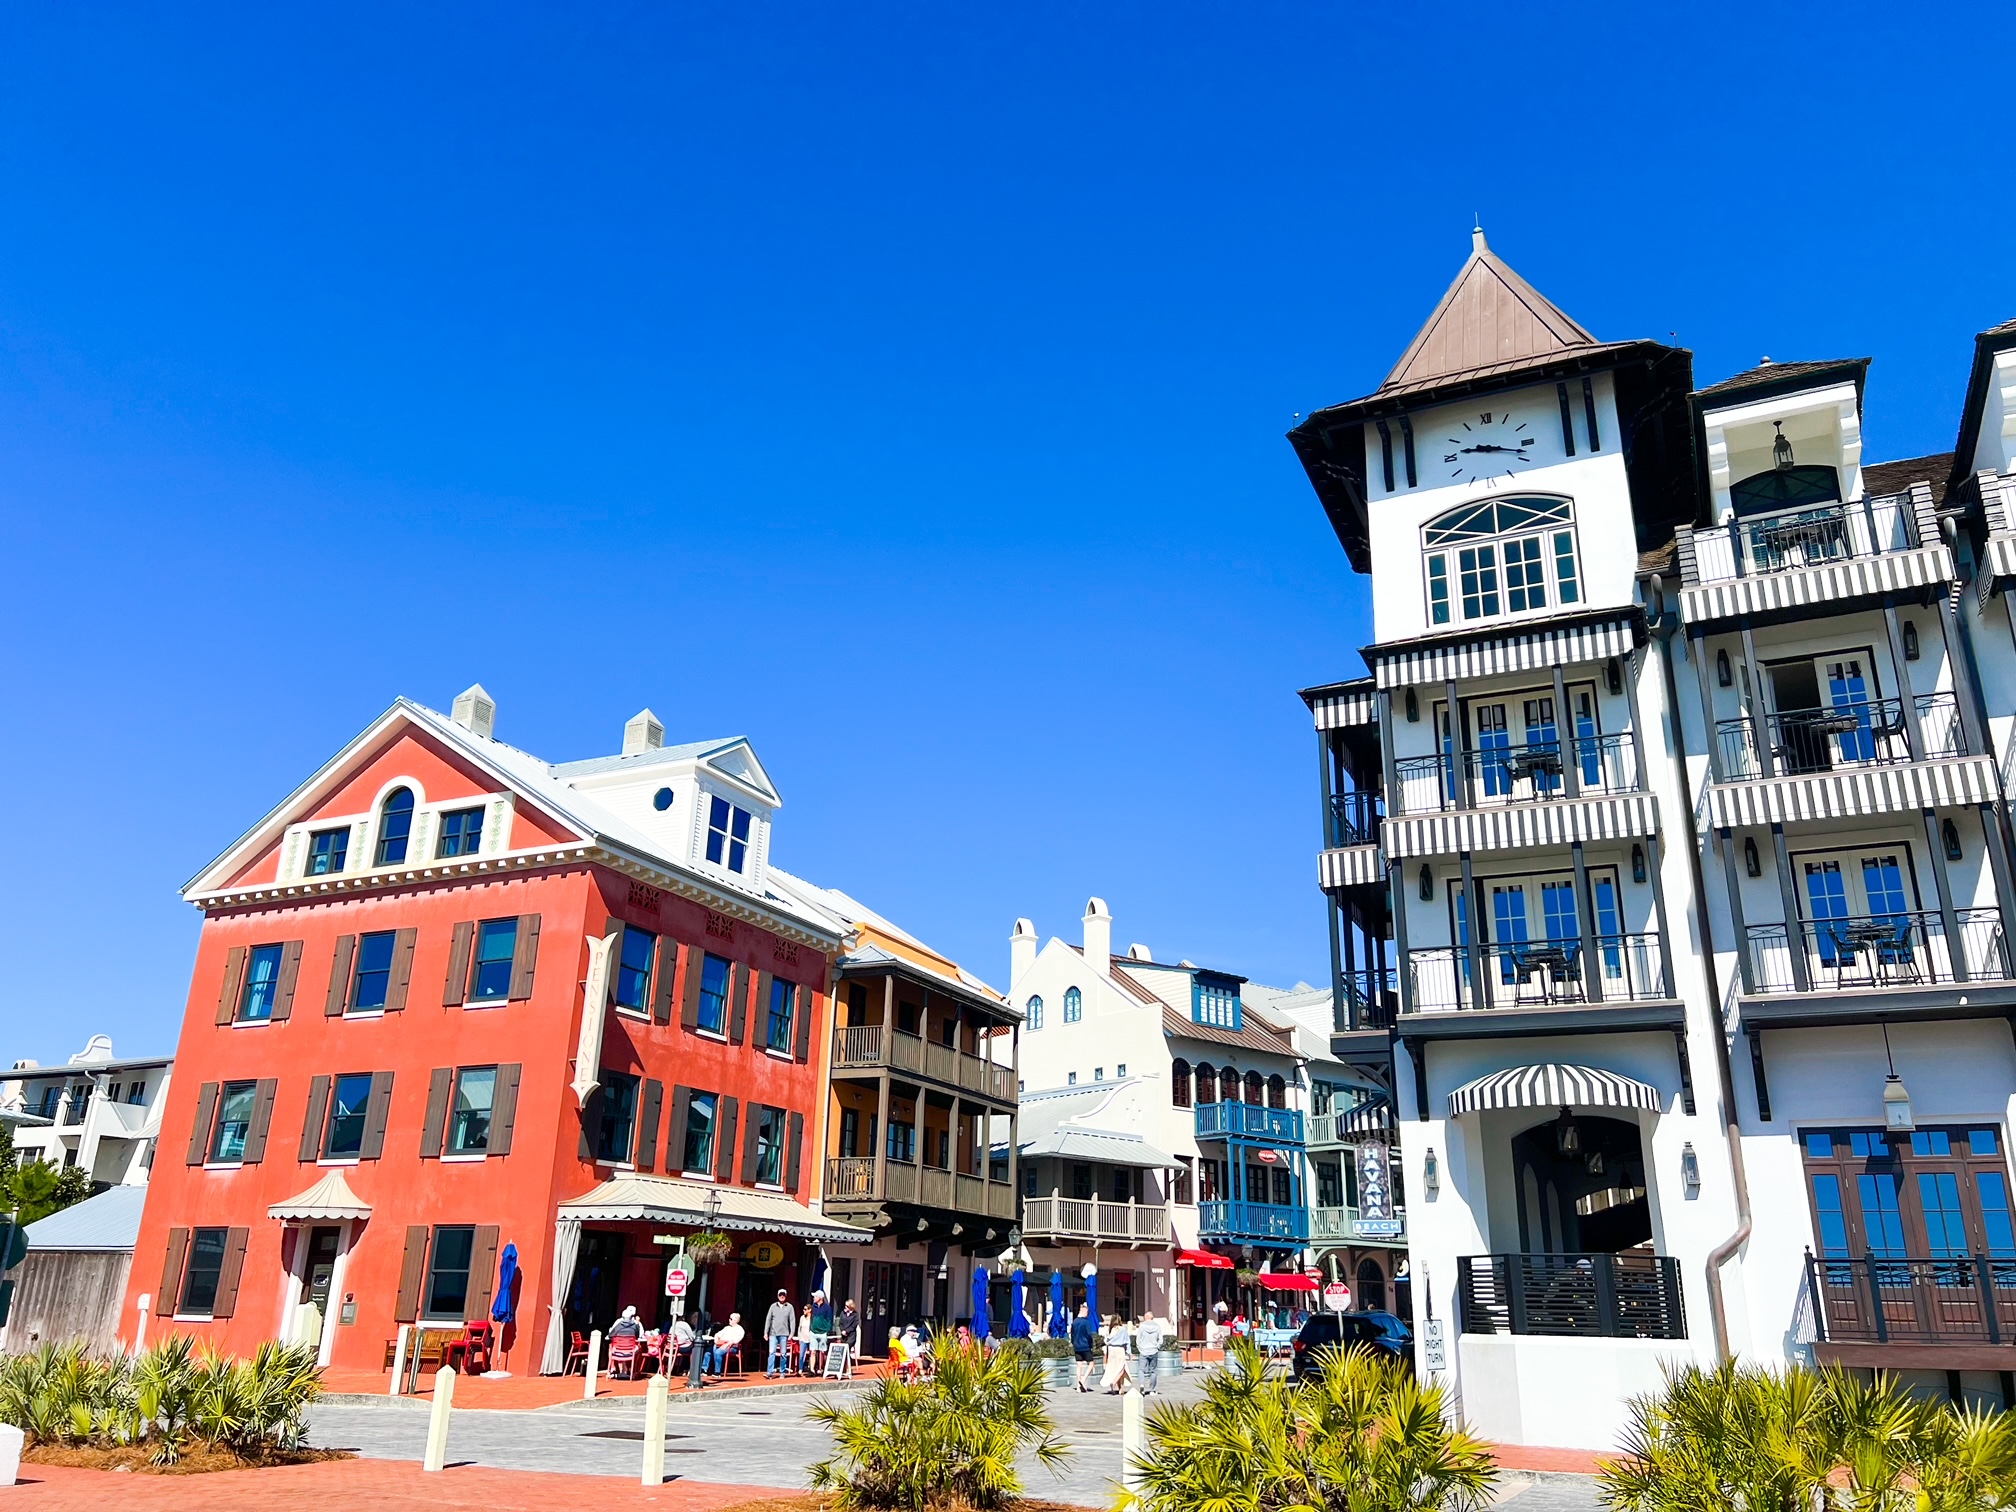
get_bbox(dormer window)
[1194,978,1241,1030]
[706,796,752,873]
[374,788,415,866]
[1423,496,1580,625]
[435,806,485,858]
[307,828,349,875]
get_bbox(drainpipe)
[1650,576,1752,1362]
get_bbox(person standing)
[836,1297,861,1364]
[1069,1303,1098,1392]
[1134,1311,1167,1395]
[1102,1314,1133,1394]
[808,1290,834,1373]
[763,1288,797,1378]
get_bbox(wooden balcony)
[824,1156,1015,1220]
[1021,1196,1171,1247]
[830,1026,1015,1104]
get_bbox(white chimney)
[1127,943,1153,962]
[451,684,497,740]
[1010,919,1038,990]
[623,709,665,756]
[1082,899,1112,978]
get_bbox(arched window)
[1194,1063,1217,1104]
[1266,1074,1287,1110]
[1731,465,1840,516]
[1025,995,1043,1032]
[1170,1059,1192,1108]
[1355,1257,1388,1313]
[1245,1071,1265,1106]
[374,788,415,866]
[1422,496,1579,626]
[1063,987,1082,1023]
[1220,1067,1241,1103]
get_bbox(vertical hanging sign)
[1355,1137,1403,1239]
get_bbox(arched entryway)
[1510,1109,1650,1254]
[1354,1257,1388,1312]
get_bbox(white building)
[1288,232,2016,1445]
[3,1037,172,1188]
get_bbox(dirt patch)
[24,1442,356,1475]
[709,1498,1099,1512]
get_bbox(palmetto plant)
[1599,1360,2016,1512]
[1127,1337,1496,1512]
[807,1337,1070,1509]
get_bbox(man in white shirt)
[706,1311,746,1374]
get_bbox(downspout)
[1650,576,1752,1362]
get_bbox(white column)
[422,1367,455,1472]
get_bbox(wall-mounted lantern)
[1405,688,1420,722]
[1744,836,1762,878]
[1902,621,1921,661]
[1422,1145,1440,1197]
[1606,658,1623,695]
[1418,864,1434,902]
[1680,1142,1701,1193]
[1773,421,1795,471]
[1943,818,1963,862]
[1632,844,1648,885]
[1716,649,1733,688]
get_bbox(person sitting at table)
[668,1317,695,1370]
[610,1305,643,1341]
[705,1312,745,1374]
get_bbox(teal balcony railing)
[1199,1199,1308,1245]
[1195,1103,1304,1143]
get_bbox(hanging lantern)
[1744,836,1762,878]
[1554,1107,1580,1155]
[1716,649,1733,688]
[1772,421,1795,471]
[1418,864,1434,901]
[1943,819,1963,862]
[1632,844,1648,885]
[1405,688,1420,722]
[1902,621,1921,661]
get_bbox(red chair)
[564,1331,590,1374]
[452,1321,495,1375]
[609,1336,642,1380]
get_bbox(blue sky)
[2,3,2008,1066]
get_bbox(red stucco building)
[125,687,867,1375]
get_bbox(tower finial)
[1472,220,1488,254]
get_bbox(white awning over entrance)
[1448,1064,1662,1117]
[557,1174,873,1245]
[267,1169,373,1221]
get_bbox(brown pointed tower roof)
[1380,228,1603,395]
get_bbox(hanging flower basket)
[685,1230,734,1265]
[1233,1267,1261,1287]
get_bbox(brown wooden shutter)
[508,914,542,1000]
[160,1227,191,1312]
[210,1228,250,1318]
[668,1086,692,1172]
[741,1103,762,1186]
[325,936,357,1016]
[385,928,417,1012]
[604,918,624,1005]
[185,1083,219,1165]
[216,946,248,1025]
[715,1096,739,1183]
[359,1071,395,1160]
[490,1064,521,1155]
[753,971,773,1048]
[299,1075,332,1162]
[444,921,475,1006]
[271,940,304,1022]
[635,1079,663,1171]
[394,1226,431,1323]
[420,1068,452,1159]
[579,1087,603,1160]
[793,983,813,1061]
[464,1226,501,1322]
[241,1079,279,1164]
[728,963,748,1045]
[651,937,676,1023]
[786,1110,805,1192]
[679,946,703,1029]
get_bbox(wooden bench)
[381,1328,466,1372]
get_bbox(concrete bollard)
[132,1292,151,1357]
[0,1422,24,1488]
[423,1366,456,1472]
[641,1372,669,1485]
[1121,1383,1146,1496]
[583,1327,603,1400]
[390,1323,411,1397]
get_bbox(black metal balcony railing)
[1745,909,2012,994]
[1327,791,1383,849]
[1807,1253,2016,1348]
[1459,1252,1686,1339]
[1715,693,1963,779]
[1692,493,1917,583]
[1394,734,1638,815]
[1334,966,1399,1032]
[1408,935,1670,1013]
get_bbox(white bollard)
[0,1422,23,1487]
[641,1373,669,1485]
[390,1323,411,1396]
[423,1366,455,1472]
[583,1327,603,1400]
[1121,1384,1146,1496]
[132,1293,151,1357]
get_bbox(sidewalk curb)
[320,1378,870,1412]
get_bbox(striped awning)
[1368,611,1642,690]
[1340,1096,1393,1137]
[1448,1064,1663,1117]
[1304,680,1379,731]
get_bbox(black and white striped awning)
[1448,1064,1663,1117]
[1678,543,1954,626]
[1340,1096,1393,1137]
[1304,681,1379,731]
[1705,756,2000,828]
[1368,612,1642,690]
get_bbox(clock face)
[1442,409,1537,482]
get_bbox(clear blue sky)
[2,4,2007,1066]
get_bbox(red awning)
[1256,1271,1318,1291]
[1176,1248,1233,1270]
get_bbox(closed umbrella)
[1049,1270,1067,1336]
[971,1267,991,1341]
[492,1243,519,1324]
[1084,1264,1098,1327]
[1009,1269,1029,1338]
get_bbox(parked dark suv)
[1288,1310,1413,1380]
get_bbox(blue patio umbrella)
[970,1267,991,1340]
[491,1242,519,1324]
[1084,1265,1098,1326]
[1009,1269,1029,1337]
[1048,1270,1067,1336]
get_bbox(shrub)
[808,1337,1069,1509]
[1127,1336,1496,1512]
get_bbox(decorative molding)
[573,931,617,1108]
[1318,844,1384,889]
[1384,792,1658,858]
[1705,755,2002,828]
[1677,543,1955,626]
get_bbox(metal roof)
[1379,228,1602,395]
[24,1184,147,1252]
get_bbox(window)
[128,1081,146,1104]
[1267,1074,1287,1110]
[706,796,752,873]
[1116,1063,1126,1078]
[351,932,397,1012]
[1317,1157,1344,1208]
[696,953,730,1034]
[210,1081,258,1162]
[839,1107,860,1158]
[614,926,656,1013]
[594,1073,639,1163]
[1173,1157,1194,1205]
[1094,1067,1104,1082]
[1421,497,1579,625]
[179,1228,230,1315]
[1193,978,1240,1030]
[1171,1060,1192,1108]
[682,1093,717,1174]
[1245,1070,1264,1105]
[1220,1067,1241,1102]
[752,1105,785,1185]
[887,1120,916,1163]
[307,828,349,875]
[1194,1063,1216,1104]
[374,788,414,866]
[239,944,285,1021]
[323,1073,375,1158]
[1067,1072,1077,1086]
[1072,1163,1093,1200]
[766,978,796,1052]
[1110,1166,1132,1202]
[1023,1163,1039,1197]
[449,1068,496,1153]
[470,919,518,1002]
[1025,995,1043,1031]
[424,1225,476,1318]
[435,806,485,858]
[1063,987,1082,1023]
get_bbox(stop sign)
[1323,1282,1351,1313]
